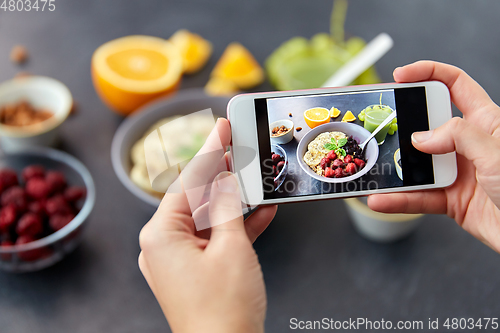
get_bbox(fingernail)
[412,130,434,143]
[215,172,238,193]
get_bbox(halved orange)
[304,107,330,128]
[91,35,182,115]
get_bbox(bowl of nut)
[269,119,294,145]
[0,147,95,273]
[0,76,73,151]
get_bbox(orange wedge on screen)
[304,107,330,128]
[91,35,183,115]
[170,29,213,74]
[330,107,341,118]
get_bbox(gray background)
[1,1,500,332]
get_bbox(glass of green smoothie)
[362,104,394,145]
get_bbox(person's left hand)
[138,118,277,333]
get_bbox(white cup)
[344,197,423,242]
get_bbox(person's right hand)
[368,61,500,253]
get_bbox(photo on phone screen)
[255,87,435,200]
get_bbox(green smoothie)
[363,105,393,144]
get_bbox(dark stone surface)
[0,1,499,332]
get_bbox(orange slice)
[341,110,356,122]
[211,43,264,89]
[91,35,182,115]
[304,107,330,128]
[169,29,212,74]
[330,107,341,118]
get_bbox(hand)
[138,118,277,333]
[368,60,500,253]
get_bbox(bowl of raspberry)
[270,144,288,191]
[296,122,379,183]
[0,147,95,273]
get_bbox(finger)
[412,117,500,176]
[156,118,231,218]
[244,205,278,243]
[207,172,248,247]
[193,202,277,243]
[393,61,493,115]
[368,190,447,215]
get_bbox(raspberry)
[1,186,27,211]
[276,161,285,172]
[334,168,344,178]
[26,178,51,199]
[324,167,335,178]
[354,158,365,169]
[332,159,344,168]
[0,169,18,193]
[344,155,353,164]
[49,213,75,231]
[345,162,357,175]
[45,171,67,193]
[0,240,13,247]
[28,200,46,216]
[21,165,45,182]
[271,154,281,165]
[272,165,277,177]
[45,195,72,216]
[0,205,17,233]
[16,234,35,244]
[326,150,337,160]
[320,158,330,170]
[16,212,43,237]
[16,235,49,261]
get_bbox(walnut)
[10,45,29,65]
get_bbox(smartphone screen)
[255,87,434,200]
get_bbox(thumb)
[412,117,500,175]
[207,171,248,246]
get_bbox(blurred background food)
[111,90,229,207]
[266,0,380,90]
[91,35,183,115]
[129,113,215,197]
[0,76,72,150]
[0,100,53,127]
[0,148,95,273]
[1,0,500,332]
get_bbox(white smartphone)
[227,82,457,206]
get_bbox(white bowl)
[272,144,288,190]
[111,89,230,207]
[0,76,73,151]
[296,122,379,183]
[270,119,294,145]
[344,198,422,243]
